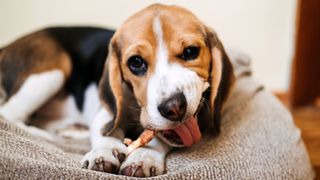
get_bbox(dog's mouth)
[157,116,201,147]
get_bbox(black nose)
[157,92,187,121]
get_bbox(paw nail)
[150,166,156,176]
[81,160,89,169]
[112,148,126,163]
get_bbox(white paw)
[120,147,165,177]
[81,145,127,173]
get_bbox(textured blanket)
[0,52,314,179]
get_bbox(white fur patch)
[82,84,100,126]
[153,17,169,75]
[0,70,64,122]
[90,108,124,148]
[143,17,208,129]
[61,96,82,125]
[41,83,100,134]
[57,83,101,128]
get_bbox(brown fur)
[99,41,124,135]
[0,31,72,97]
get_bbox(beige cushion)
[0,52,315,179]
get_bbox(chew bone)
[123,138,133,146]
[125,130,156,154]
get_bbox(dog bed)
[0,51,314,179]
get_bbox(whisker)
[200,97,210,110]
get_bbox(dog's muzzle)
[156,93,202,147]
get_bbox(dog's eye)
[180,46,200,61]
[127,55,148,76]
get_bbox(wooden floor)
[276,93,320,178]
[292,107,320,178]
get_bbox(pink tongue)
[172,117,201,147]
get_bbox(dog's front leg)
[81,108,127,173]
[120,137,171,177]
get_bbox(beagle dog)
[0,4,234,177]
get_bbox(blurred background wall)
[0,0,297,91]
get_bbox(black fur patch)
[47,27,114,111]
[198,87,221,135]
[218,51,234,104]
[211,50,234,134]
[198,43,234,135]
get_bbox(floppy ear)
[202,27,235,134]
[99,37,124,136]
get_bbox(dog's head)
[99,4,234,147]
